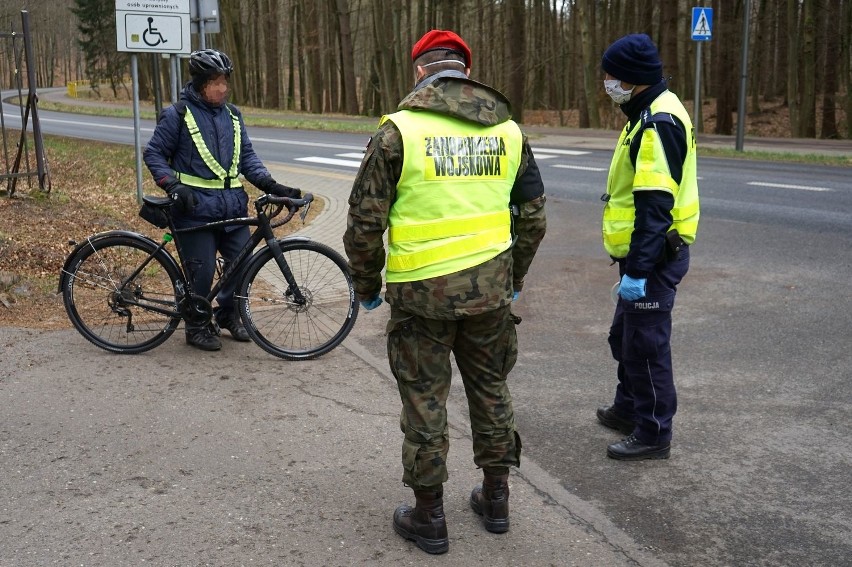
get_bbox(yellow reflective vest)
[602,90,700,258]
[174,106,243,189]
[382,110,523,283]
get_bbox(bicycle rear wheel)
[60,234,182,354]
[238,239,359,360]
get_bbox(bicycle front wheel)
[60,234,182,354]
[238,239,359,360]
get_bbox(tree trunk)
[577,0,599,128]
[507,0,525,123]
[335,0,359,115]
[819,0,840,138]
[264,0,281,108]
[786,0,801,135]
[799,0,817,137]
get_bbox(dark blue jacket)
[143,83,272,229]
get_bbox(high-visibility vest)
[602,90,700,258]
[381,109,523,283]
[174,105,243,189]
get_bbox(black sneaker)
[216,316,251,342]
[596,405,635,435]
[185,327,222,351]
[607,434,670,461]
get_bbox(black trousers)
[608,247,690,445]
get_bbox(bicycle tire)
[60,234,182,354]
[237,239,359,360]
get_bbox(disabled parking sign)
[115,0,191,54]
[691,7,713,41]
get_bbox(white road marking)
[295,156,362,168]
[747,181,833,192]
[336,152,366,159]
[252,137,363,151]
[552,164,607,172]
[533,148,591,156]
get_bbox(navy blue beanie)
[601,34,663,86]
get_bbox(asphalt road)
[2,104,851,565]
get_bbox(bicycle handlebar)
[259,192,314,228]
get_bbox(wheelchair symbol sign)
[120,13,187,53]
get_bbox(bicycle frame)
[167,195,312,312]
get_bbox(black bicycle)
[59,192,358,360]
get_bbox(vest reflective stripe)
[602,90,700,258]
[382,109,522,282]
[175,106,242,189]
[388,226,509,272]
[388,209,509,243]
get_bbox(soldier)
[343,29,547,554]
[596,34,700,460]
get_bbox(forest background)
[1,0,851,138]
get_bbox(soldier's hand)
[360,294,383,311]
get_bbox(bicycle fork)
[262,228,307,306]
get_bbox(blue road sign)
[691,7,713,41]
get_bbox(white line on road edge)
[552,164,607,172]
[747,181,833,192]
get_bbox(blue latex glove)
[360,294,383,311]
[619,275,647,301]
[512,290,520,302]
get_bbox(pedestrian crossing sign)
[691,7,713,41]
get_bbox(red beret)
[411,29,472,68]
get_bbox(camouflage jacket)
[342,75,547,320]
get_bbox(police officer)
[144,49,300,351]
[596,34,700,460]
[343,30,546,554]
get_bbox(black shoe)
[596,405,635,435]
[185,327,222,351]
[216,316,251,342]
[607,434,670,461]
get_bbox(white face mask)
[604,79,635,104]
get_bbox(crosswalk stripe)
[552,164,606,172]
[533,148,591,156]
[295,156,363,168]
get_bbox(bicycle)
[58,192,359,360]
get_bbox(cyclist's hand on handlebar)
[268,183,301,200]
[167,184,197,214]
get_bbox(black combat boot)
[392,488,449,554]
[470,472,510,533]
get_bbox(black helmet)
[188,49,233,78]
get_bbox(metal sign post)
[735,0,751,151]
[691,7,713,134]
[115,0,191,203]
[191,0,221,49]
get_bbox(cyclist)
[143,49,300,351]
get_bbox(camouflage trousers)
[386,304,522,490]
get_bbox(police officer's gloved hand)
[360,294,383,311]
[619,274,647,301]
[161,177,198,214]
